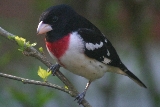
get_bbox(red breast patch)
[46,34,70,59]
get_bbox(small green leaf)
[8,35,15,40]
[38,66,51,81]
[15,36,26,47]
[64,86,68,90]
[30,43,37,47]
[14,36,36,51]
[25,42,37,47]
[39,47,44,53]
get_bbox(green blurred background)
[0,0,159,107]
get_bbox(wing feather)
[77,28,122,68]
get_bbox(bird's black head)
[37,4,100,42]
[37,4,76,35]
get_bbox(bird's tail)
[123,69,147,88]
[107,63,147,88]
[116,63,147,88]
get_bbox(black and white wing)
[78,28,122,68]
[77,28,147,88]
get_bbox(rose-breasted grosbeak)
[37,4,146,104]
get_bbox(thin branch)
[0,72,72,94]
[0,27,91,107]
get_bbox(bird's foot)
[74,91,86,105]
[48,64,60,76]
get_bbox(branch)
[0,27,91,107]
[0,72,71,94]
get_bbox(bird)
[37,4,147,104]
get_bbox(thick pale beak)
[37,21,52,35]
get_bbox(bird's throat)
[45,34,70,59]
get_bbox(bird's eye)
[52,16,58,22]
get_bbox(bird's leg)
[75,81,91,105]
[47,63,60,76]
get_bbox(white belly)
[60,52,108,81]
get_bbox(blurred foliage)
[10,87,54,107]
[0,0,160,107]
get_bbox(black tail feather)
[124,69,147,88]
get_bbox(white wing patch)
[105,39,107,43]
[107,49,110,56]
[102,56,111,64]
[86,42,103,51]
